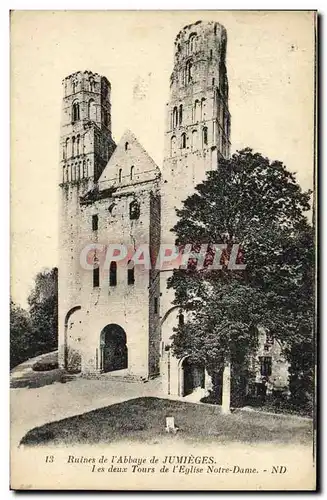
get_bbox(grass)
[20,397,313,447]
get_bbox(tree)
[10,300,33,368]
[169,149,314,412]
[27,267,58,357]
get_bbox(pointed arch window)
[191,130,197,150]
[129,200,140,220]
[118,168,122,182]
[125,142,129,151]
[93,266,100,288]
[64,137,70,159]
[202,126,208,146]
[109,261,117,287]
[186,61,193,84]
[189,34,196,53]
[72,101,80,122]
[179,104,183,125]
[72,136,76,157]
[194,100,200,122]
[181,133,186,149]
[88,99,96,121]
[172,106,178,128]
[130,166,134,180]
[127,260,135,285]
[76,135,80,156]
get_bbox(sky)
[10,10,315,307]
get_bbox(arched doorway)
[100,324,128,372]
[181,357,205,396]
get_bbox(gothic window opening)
[189,34,196,53]
[129,200,140,220]
[172,106,178,128]
[89,78,95,92]
[65,138,70,158]
[88,99,96,121]
[72,136,75,157]
[186,61,193,84]
[109,261,117,287]
[130,165,134,180]
[209,49,213,60]
[127,260,135,285]
[212,78,215,87]
[194,100,200,122]
[259,356,272,377]
[92,214,98,231]
[93,266,100,288]
[191,130,197,150]
[76,135,80,156]
[125,142,129,151]
[72,101,80,122]
[179,104,183,125]
[118,168,122,182]
[181,133,186,149]
[202,126,208,146]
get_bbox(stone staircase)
[80,370,148,383]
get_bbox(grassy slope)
[20,397,313,447]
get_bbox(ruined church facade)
[58,21,289,398]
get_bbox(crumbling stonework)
[58,22,289,399]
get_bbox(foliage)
[28,267,58,357]
[32,352,59,372]
[169,149,314,406]
[10,267,58,369]
[10,300,33,369]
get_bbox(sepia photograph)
[10,10,316,490]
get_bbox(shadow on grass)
[10,368,74,389]
[20,397,313,447]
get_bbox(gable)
[98,129,160,192]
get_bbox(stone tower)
[160,21,231,395]
[162,20,231,240]
[58,71,115,368]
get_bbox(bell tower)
[58,70,116,369]
[60,70,115,186]
[162,20,231,241]
[160,21,231,394]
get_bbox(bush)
[32,360,58,372]
[32,351,58,372]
